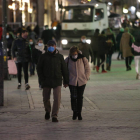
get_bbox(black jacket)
[32,48,43,64]
[116,32,123,51]
[91,33,99,52]
[37,50,69,88]
[77,42,93,62]
[7,37,14,57]
[12,37,31,62]
[98,34,108,55]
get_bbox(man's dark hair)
[21,30,28,34]
[95,29,100,33]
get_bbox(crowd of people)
[1,24,140,123]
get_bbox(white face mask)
[29,42,33,45]
[6,35,9,39]
[38,43,43,47]
[82,39,86,43]
[72,54,78,59]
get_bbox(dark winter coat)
[37,50,69,88]
[106,33,116,54]
[116,32,123,51]
[77,42,93,62]
[91,33,99,52]
[41,29,55,45]
[12,37,31,62]
[7,37,14,58]
[97,34,108,55]
[131,35,140,56]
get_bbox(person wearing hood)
[29,38,35,76]
[116,28,124,60]
[96,31,108,73]
[6,32,14,60]
[120,27,135,71]
[65,46,91,121]
[105,28,116,71]
[131,35,140,79]
[91,29,100,70]
[37,40,69,122]
[77,36,93,62]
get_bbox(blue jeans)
[106,54,112,67]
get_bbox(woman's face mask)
[72,54,78,59]
[6,35,9,39]
[38,43,43,47]
[29,42,33,45]
[82,39,86,43]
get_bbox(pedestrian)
[91,29,100,70]
[120,27,135,71]
[77,36,93,62]
[55,21,61,47]
[105,28,116,71]
[12,30,31,90]
[116,28,124,60]
[34,25,40,37]
[131,35,140,79]
[27,26,37,44]
[65,46,91,120]
[29,38,35,76]
[37,40,69,122]
[96,31,108,73]
[41,25,55,45]
[6,32,14,60]
[32,38,45,89]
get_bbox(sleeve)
[83,57,91,80]
[37,55,45,81]
[11,40,17,58]
[61,55,69,85]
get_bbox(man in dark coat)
[12,30,31,90]
[41,25,55,45]
[77,35,93,62]
[37,40,69,122]
[91,29,100,69]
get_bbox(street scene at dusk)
[0,0,140,140]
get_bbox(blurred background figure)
[91,29,100,70]
[6,32,14,60]
[34,25,40,38]
[55,21,61,47]
[116,28,124,60]
[27,26,37,44]
[77,35,93,63]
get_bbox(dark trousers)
[97,54,106,70]
[69,85,86,113]
[125,56,133,68]
[93,51,97,65]
[30,62,35,75]
[117,51,123,59]
[106,54,112,67]
[16,62,29,84]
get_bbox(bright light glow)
[86,39,91,44]
[123,8,128,14]
[62,9,65,12]
[138,0,140,2]
[61,39,68,45]
[108,2,112,5]
[53,26,57,30]
[28,8,33,13]
[95,4,99,7]
[130,6,136,14]
[136,11,140,18]
[22,0,29,2]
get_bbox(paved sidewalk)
[0,52,140,140]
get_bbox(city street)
[0,52,140,140]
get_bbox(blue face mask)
[48,46,55,52]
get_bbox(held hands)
[63,84,68,88]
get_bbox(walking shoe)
[52,117,59,122]
[25,83,30,90]
[45,112,50,120]
[126,66,131,71]
[96,66,99,72]
[102,70,107,73]
[72,112,77,120]
[17,83,21,89]
[78,113,82,120]
[136,73,139,80]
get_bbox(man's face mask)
[29,42,33,45]
[6,35,9,39]
[48,46,55,52]
[72,54,78,59]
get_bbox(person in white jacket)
[65,46,91,120]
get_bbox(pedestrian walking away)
[65,46,91,120]
[96,31,108,73]
[116,28,124,60]
[131,35,140,79]
[12,30,31,90]
[37,40,69,122]
[77,35,93,63]
[120,27,135,71]
[91,29,100,70]
[32,38,45,89]
[105,28,116,71]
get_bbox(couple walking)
[37,41,90,122]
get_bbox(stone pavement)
[0,52,140,140]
